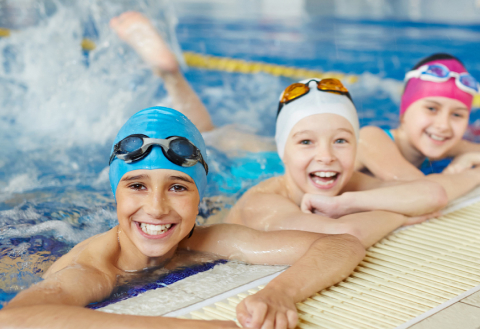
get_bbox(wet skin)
[1,168,366,329]
[227,113,447,247]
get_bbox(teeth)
[312,176,335,186]
[428,133,446,141]
[313,171,337,178]
[140,223,172,235]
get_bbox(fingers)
[404,211,440,226]
[260,310,275,329]
[250,302,268,328]
[301,194,312,213]
[443,164,461,174]
[286,309,298,328]
[237,299,268,328]
[237,292,298,329]
[274,312,287,329]
[235,300,251,327]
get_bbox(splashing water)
[1,0,480,308]
[0,0,289,305]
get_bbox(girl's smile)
[400,97,469,160]
[283,113,357,200]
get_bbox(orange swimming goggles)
[277,78,352,116]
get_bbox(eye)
[170,184,187,192]
[299,139,312,145]
[426,106,437,112]
[452,112,465,118]
[334,138,347,144]
[129,183,146,191]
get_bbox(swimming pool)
[1,0,480,308]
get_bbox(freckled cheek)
[172,196,199,219]
[116,195,142,222]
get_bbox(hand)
[206,320,240,328]
[301,193,347,219]
[402,211,440,226]
[443,152,480,174]
[236,286,298,329]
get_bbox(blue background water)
[1,0,480,308]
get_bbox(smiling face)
[282,113,357,197]
[115,169,199,259]
[401,96,469,159]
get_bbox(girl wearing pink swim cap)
[356,53,480,183]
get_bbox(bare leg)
[110,11,214,132]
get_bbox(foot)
[110,11,179,75]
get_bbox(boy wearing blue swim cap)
[110,12,480,247]
[1,106,365,329]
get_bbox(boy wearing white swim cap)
[226,78,452,247]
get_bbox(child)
[0,107,365,329]
[356,53,480,180]
[224,78,461,246]
[110,12,460,248]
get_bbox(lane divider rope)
[0,31,478,107]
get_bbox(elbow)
[0,307,18,328]
[436,187,449,210]
[327,222,368,249]
[323,233,366,262]
[425,181,448,211]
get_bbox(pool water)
[1,0,480,308]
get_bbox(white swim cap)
[275,79,359,159]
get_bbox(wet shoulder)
[246,176,288,196]
[44,228,120,278]
[225,176,288,224]
[360,125,394,141]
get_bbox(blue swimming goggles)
[405,63,479,95]
[109,134,208,174]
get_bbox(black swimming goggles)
[109,134,208,174]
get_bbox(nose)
[433,111,451,132]
[143,188,170,219]
[314,143,335,164]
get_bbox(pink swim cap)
[400,59,474,116]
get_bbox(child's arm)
[356,126,425,181]
[1,246,236,329]
[185,225,365,329]
[425,166,480,201]
[1,304,234,329]
[302,171,447,218]
[229,189,409,248]
[441,140,480,174]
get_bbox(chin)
[139,245,172,258]
[420,145,451,160]
[306,184,341,197]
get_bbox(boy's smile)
[283,114,357,199]
[136,222,174,238]
[115,169,199,265]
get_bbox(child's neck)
[283,173,306,206]
[394,128,427,167]
[116,227,177,272]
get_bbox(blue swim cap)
[109,106,208,200]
